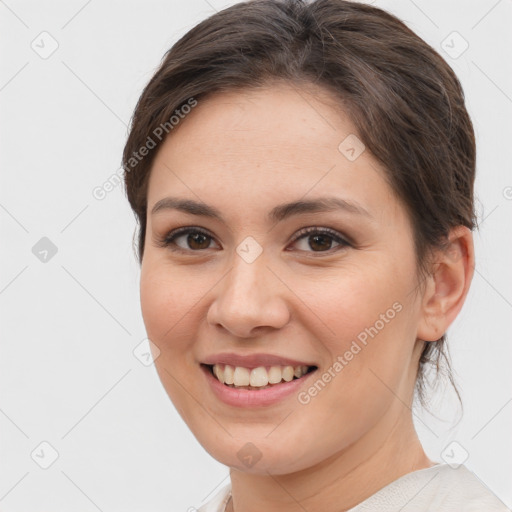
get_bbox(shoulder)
[348,463,509,512]
[426,464,509,511]
[194,465,509,512]
[197,483,231,512]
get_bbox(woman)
[122,0,508,510]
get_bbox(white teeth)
[282,366,294,382]
[233,366,250,386]
[210,363,312,388]
[213,364,224,382]
[250,367,269,387]
[224,364,234,385]
[268,365,283,384]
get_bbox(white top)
[197,464,509,512]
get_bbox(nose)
[206,254,291,338]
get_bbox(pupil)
[310,234,331,251]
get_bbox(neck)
[226,410,433,512]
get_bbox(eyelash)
[157,226,352,255]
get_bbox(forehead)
[147,83,399,222]
[159,82,356,164]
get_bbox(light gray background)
[1,0,511,510]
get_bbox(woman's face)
[140,83,426,474]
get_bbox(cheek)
[139,265,198,354]
[293,283,414,458]
[304,264,416,395]
[299,262,407,346]
[139,265,202,416]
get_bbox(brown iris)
[187,232,211,250]
[308,234,332,251]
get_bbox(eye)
[288,226,351,253]
[158,227,219,252]
[157,226,351,255]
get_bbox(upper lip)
[201,352,317,369]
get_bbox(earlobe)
[416,226,475,342]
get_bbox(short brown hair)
[122,0,476,406]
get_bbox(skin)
[139,81,474,512]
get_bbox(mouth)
[201,363,318,390]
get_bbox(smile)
[206,363,317,389]
[200,362,319,407]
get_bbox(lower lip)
[200,364,317,408]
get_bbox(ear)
[416,226,475,342]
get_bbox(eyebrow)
[151,196,372,223]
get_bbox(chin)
[191,427,325,475]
